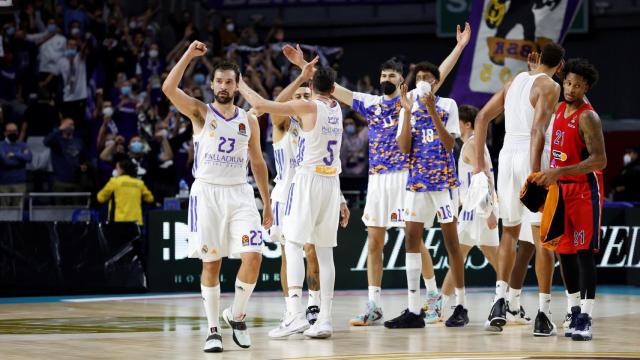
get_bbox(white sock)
[315,247,335,323]
[287,288,304,314]
[368,286,381,306]
[508,288,522,310]
[539,293,551,314]
[568,291,581,311]
[201,284,220,330]
[455,288,466,307]
[582,299,594,316]
[442,294,450,309]
[308,290,321,308]
[424,276,438,294]
[406,252,422,314]
[232,278,256,320]
[495,280,508,300]
[285,241,305,315]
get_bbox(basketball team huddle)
[162,23,607,353]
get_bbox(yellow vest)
[97,175,154,225]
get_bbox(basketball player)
[239,60,347,338]
[440,105,499,312]
[267,63,350,338]
[474,42,565,336]
[533,58,606,341]
[282,22,471,326]
[162,41,273,352]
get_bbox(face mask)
[7,133,18,142]
[112,169,120,177]
[416,81,432,97]
[380,81,396,96]
[624,154,632,165]
[345,125,356,135]
[130,141,143,153]
[102,106,114,117]
[226,23,235,32]
[121,86,132,96]
[194,73,206,85]
[70,27,81,36]
[149,49,159,58]
[47,24,57,33]
[65,48,77,57]
[129,21,137,29]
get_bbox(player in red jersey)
[533,58,606,342]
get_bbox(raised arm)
[247,114,273,230]
[530,79,560,172]
[474,85,508,173]
[397,84,413,154]
[271,61,315,128]
[161,41,208,133]
[239,74,315,119]
[434,22,471,94]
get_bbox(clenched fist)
[186,41,207,58]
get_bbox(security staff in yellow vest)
[97,159,154,225]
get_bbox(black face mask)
[380,81,396,95]
[7,133,18,143]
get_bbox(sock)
[568,291,581,310]
[508,288,522,310]
[315,247,335,323]
[201,284,220,330]
[287,288,304,314]
[232,278,256,320]
[285,241,305,314]
[308,290,321,308]
[539,293,551,314]
[368,286,382,306]
[455,288,466,307]
[442,294,450,309]
[582,299,594,316]
[406,252,422,314]
[424,276,438,294]
[495,280,508,300]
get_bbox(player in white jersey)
[281,23,471,326]
[162,41,273,353]
[266,67,350,338]
[239,60,348,339]
[473,43,565,336]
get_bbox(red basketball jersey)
[550,101,596,182]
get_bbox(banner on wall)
[450,0,583,108]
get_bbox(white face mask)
[624,154,632,165]
[416,81,432,97]
[149,49,159,58]
[70,27,80,36]
[112,169,120,177]
[102,106,114,117]
[226,23,235,32]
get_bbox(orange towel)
[519,173,565,251]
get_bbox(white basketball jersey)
[503,72,548,146]
[192,104,250,185]
[272,118,300,202]
[458,135,494,200]
[296,99,343,176]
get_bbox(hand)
[456,22,471,47]
[282,43,306,68]
[186,40,207,58]
[419,91,436,112]
[555,58,566,80]
[340,202,350,228]
[527,51,540,71]
[486,212,498,230]
[399,84,413,113]
[300,56,319,80]
[115,135,125,144]
[6,152,15,159]
[532,168,561,187]
[262,205,273,230]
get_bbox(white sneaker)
[506,303,532,325]
[268,311,310,339]
[203,328,223,353]
[304,320,333,339]
[222,308,251,348]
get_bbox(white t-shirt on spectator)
[57,54,88,102]
[30,33,67,75]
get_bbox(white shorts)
[458,209,500,247]
[283,172,340,248]
[451,187,460,218]
[497,149,534,227]
[270,201,286,245]
[187,180,264,262]
[404,189,456,227]
[362,171,408,227]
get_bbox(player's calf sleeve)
[315,247,335,322]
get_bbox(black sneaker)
[203,327,223,353]
[571,313,592,341]
[533,311,557,337]
[383,309,425,329]
[485,298,507,331]
[306,305,320,325]
[565,306,581,337]
[445,305,469,327]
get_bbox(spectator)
[28,19,67,99]
[43,118,87,200]
[97,158,154,225]
[58,35,91,134]
[0,122,32,206]
[340,114,369,190]
[611,146,640,202]
[0,50,17,103]
[20,88,59,139]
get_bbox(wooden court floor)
[1,288,640,359]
